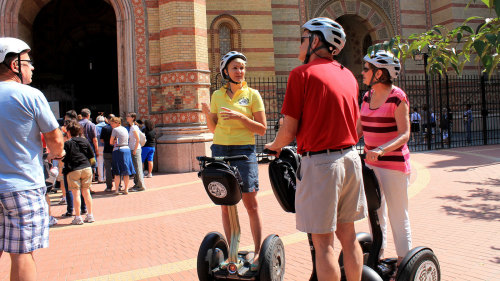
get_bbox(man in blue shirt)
[0,37,64,280]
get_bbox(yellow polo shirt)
[210,82,265,145]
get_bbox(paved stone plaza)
[0,145,498,281]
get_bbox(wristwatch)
[377,146,385,156]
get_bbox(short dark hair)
[144,119,155,131]
[310,31,337,55]
[127,112,137,121]
[0,52,22,74]
[81,108,91,118]
[65,110,77,120]
[66,120,82,137]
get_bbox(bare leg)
[10,252,37,281]
[242,192,262,259]
[123,175,130,194]
[148,161,153,175]
[113,175,120,194]
[81,188,93,215]
[311,232,339,281]
[71,189,81,216]
[336,222,363,281]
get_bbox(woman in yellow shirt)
[202,51,267,269]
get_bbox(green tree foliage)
[368,0,500,77]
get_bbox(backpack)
[268,146,301,213]
[139,130,146,146]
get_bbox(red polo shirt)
[281,58,359,155]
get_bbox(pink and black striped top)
[360,86,411,174]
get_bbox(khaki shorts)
[67,167,92,191]
[295,148,367,233]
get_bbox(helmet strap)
[223,69,242,85]
[17,54,23,84]
[367,67,382,87]
[303,35,333,64]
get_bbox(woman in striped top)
[357,50,412,264]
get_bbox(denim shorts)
[211,144,259,193]
[0,187,49,253]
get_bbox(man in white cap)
[0,37,64,280]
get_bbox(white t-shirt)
[111,126,129,151]
[128,124,141,151]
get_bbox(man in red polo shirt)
[265,17,367,281]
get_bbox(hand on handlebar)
[264,142,281,157]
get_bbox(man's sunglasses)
[301,36,311,44]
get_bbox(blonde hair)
[109,117,121,125]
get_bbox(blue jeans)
[64,174,86,214]
[211,144,259,192]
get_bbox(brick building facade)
[0,0,490,172]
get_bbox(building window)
[219,24,231,55]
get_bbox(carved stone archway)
[0,0,135,114]
[310,0,396,74]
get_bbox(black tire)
[361,265,384,281]
[197,232,229,281]
[339,232,373,266]
[259,235,285,281]
[397,248,440,281]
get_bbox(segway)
[264,148,441,281]
[196,155,285,281]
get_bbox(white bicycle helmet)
[364,50,401,80]
[302,17,346,55]
[219,51,247,79]
[0,37,30,63]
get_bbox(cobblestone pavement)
[0,145,498,280]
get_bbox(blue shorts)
[211,144,259,193]
[0,187,49,253]
[141,146,155,162]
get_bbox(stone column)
[155,0,213,173]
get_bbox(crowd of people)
[49,109,157,223]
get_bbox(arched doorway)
[31,0,119,118]
[336,15,373,76]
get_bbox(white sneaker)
[49,216,58,227]
[71,216,84,225]
[146,173,152,178]
[84,214,95,223]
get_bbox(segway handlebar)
[196,155,249,163]
[262,148,277,155]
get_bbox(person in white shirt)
[410,107,421,142]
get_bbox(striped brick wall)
[147,0,210,126]
[271,0,302,77]
[207,0,276,79]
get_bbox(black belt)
[302,146,354,157]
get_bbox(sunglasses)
[301,36,311,44]
[19,59,34,67]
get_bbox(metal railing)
[212,74,500,161]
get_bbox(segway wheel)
[259,235,285,281]
[397,248,440,281]
[197,232,229,281]
[339,232,373,266]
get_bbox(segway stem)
[227,205,241,263]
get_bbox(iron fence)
[212,74,500,161]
